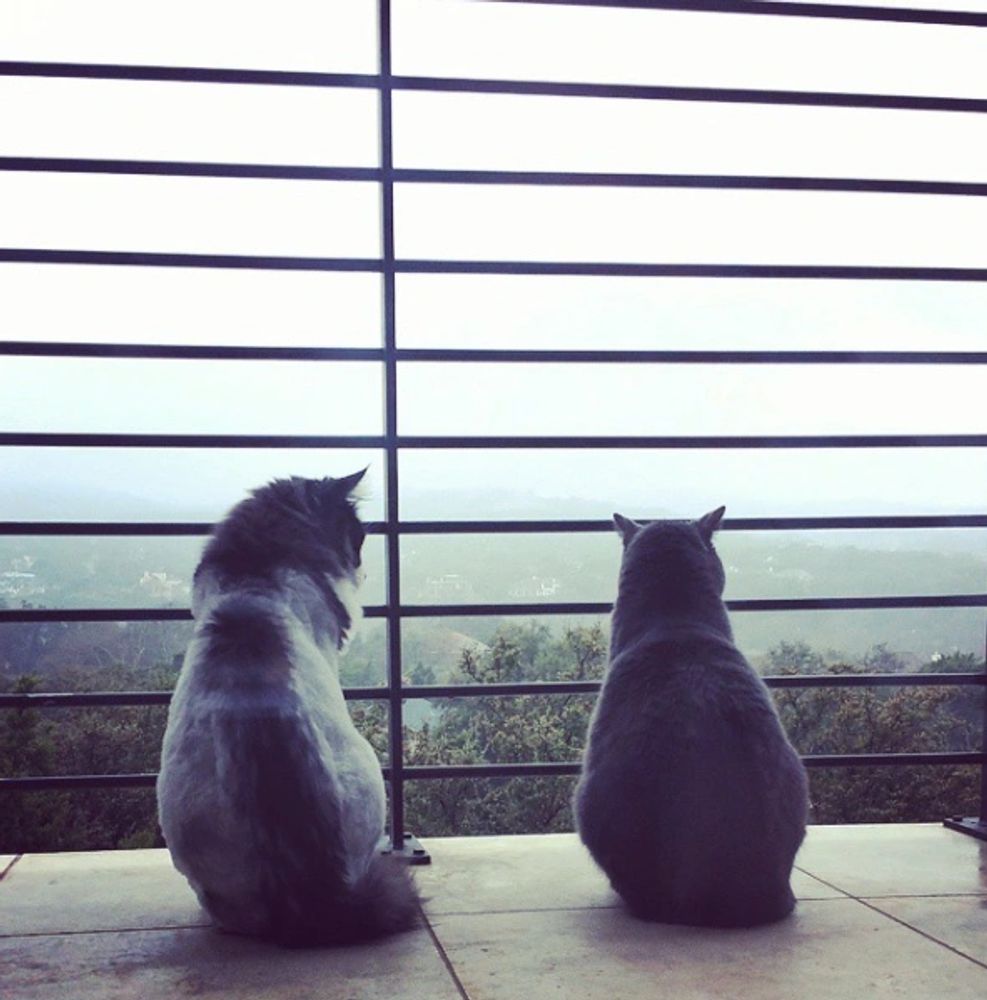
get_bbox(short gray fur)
[575,509,809,927]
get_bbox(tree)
[771,646,981,823]
[402,623,606,836]
[1,622,982,851]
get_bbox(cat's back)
[575,511,808,927]
[159,586,370,821]
[577,629,807,926]
[158,592,320,857]
[158,590,382,937]
[592,629,781,750]
[584,628,806,811]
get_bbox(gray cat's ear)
[613,513,641,544]
[696,506,726,544]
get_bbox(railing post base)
[943,817,987,842]
[379,832,430,865]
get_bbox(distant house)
[138,571,190,602]
[0,570,44,601]
[509,576,561,599]
[423,573,475,601]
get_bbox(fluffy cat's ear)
[333,467,368,499]
[696,506,726,544]
[613,513,641,545]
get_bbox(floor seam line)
[419,904,473,1000]
[793,867,854,898]
[853,892,987,899]
[0,854,23,881]
[856,898,987,972]
[0,923,211,941]
[427,903,621,918]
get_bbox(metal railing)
[1,0,986,850]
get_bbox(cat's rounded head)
[199,470,368,584]
[613,507,727,598]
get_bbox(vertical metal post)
[944,583,987,841]
[980,614,987,825]
[378,0,405,855]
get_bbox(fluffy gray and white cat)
[157,472,418,946]
[575,508,808,927]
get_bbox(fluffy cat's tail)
[272,853,421,948]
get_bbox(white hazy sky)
[2,0,987,521]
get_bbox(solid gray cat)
[157,472,419,946]
[574,508,808,927]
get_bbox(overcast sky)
[2,0,987,521]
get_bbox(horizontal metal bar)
[0,606,387,623]
[0,774,159,791]
[397,435,987,449]
[393,76,987,115]
[406,674,987,697]
[0,692,172,708]
[397,169,987,198]
[0,687,539,709]
[402,752,987,779]
[2,515,985,538]
[0,433,386,449]
[4,61,987,113]
[0,686,389,709]
[486,0,987,29]
[714,514,987,531]
[402,673,987,697]
[0,157,380,182]
[4,750,983,791]
[766,672,987,689]
[397,262,987,280]
[1,672,983,711]
[9,158,987,199]
[10,343,987,365]
[6,433,987,450]
[0,520,384,536]
[800,752,985,768]
[9,343,987,365]
[0,608,193,623]
[0,342,385,362]
[397,515,987,532]
[12,596,981,627]
[7,251,987,282]
[401,762,581,780]
[396,349,987,365]
[0,61,379,88]
[3,594,985,625]
[0,521,214,536]
[0,249,382,271]
[399,595,987,617]
[731,594,987,611]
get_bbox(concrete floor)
[1,825,985,999]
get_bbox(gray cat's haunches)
[575,507,809,927]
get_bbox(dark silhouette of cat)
[575,509,808,927]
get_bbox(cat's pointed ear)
[696,505,726,544]
[613,513,641,545]
[333,467,368,499]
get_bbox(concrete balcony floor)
[1,824,986,999]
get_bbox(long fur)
[157,473,419,946]
[574,510,809,928]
